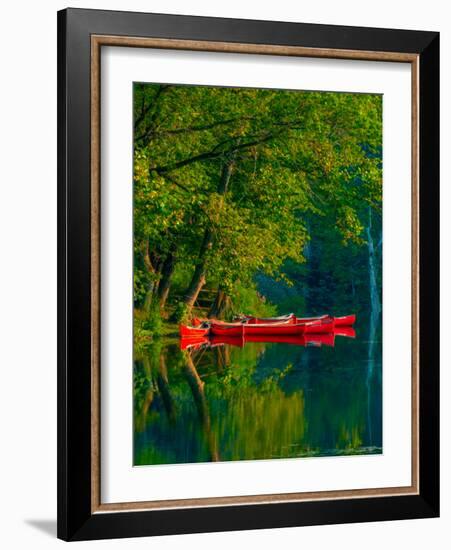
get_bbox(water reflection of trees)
[134,337,381,465]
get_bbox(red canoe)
[191,317,208,327]
[294,314,355,326]
[179,324,210,338]
[295,314,330,323]
[210,319,304,337]
[237,313,296,325]
[333,314,356,326]
[210,318,340,337]
[303,319,335,334]
[182,314,354,339]
[242,313,355,327]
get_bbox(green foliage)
[133,359,152,415]
[133,82,382,318]
[134,334,382,465]
[231,282,277,318]
[133,305,163,357]
[277,294,307,317]
[142,303,163,335]
[133,267,149,305]
[172,301,191,323]
[133,319,152,357]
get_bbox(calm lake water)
[133,325,382,466]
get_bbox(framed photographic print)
[57,8,439,541]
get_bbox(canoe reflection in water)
[134,325,382,466]
[181,327,356,351]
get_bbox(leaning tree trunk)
[134,358,155,433]
[142,240,158,314]
[208,289,232,319]
[183,230,212,311]
[183,156,236,314]
[184,352,219,462]
[157,247,177,311]
[156,352,176,424]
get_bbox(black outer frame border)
[57,8,439,542]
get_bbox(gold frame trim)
[90,35,420,514]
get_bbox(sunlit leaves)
[133,82,382,308]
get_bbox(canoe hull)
[239,314,296,325]
[182,313,354,339]
[303,320,335,333]
[179,324,210,338]
[241,313,355,327]
[295,314,329,323]
[333,314,356,326]
[210,321,304,336]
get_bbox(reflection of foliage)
[338,424,363,450]
[133,341,163,432]
[133,361,150,408]
[134,337,382,465]
[215,386,306,461]
[133,360,153,433]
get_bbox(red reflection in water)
[180,327,356,351]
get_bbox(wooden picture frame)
[57,7,439,541]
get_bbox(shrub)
[172,301,190,323]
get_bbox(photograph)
[51,4,439,542]
[0,0,444,545]
[132,82,383,466]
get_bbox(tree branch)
[148,130,285,176]
[153,116,255,137]
[134,85,170,140]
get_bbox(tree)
[133,83,382,325]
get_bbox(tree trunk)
[142,240,156,313]
[143,287,153,314]
[208,289,232,319]
[183,230,211,309]
[134,358,154,433]
[157,247,177,310]
[183,274,207,313]
[184,353,219,462]
[141,239,168,313]
[366,207,381,318]
[156,352,176,424]
[183,156,236,313]
[213,346,230,372]
[303,223,312,305]
[135,84,170,145]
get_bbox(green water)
[133,328,382,466]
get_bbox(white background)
[102,48,412,503]
[0,0,448,548]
